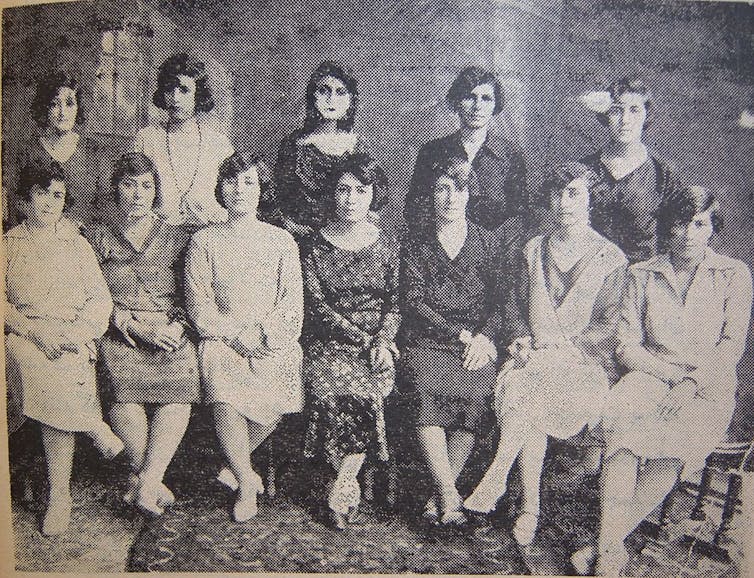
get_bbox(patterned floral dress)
[301,231,400,466]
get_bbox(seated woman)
[593,186,752,575]
[87,152,200,516]
[463,163,628,548]
[300,153,399,529]
[185,152,304,522]
[399,156,501,526]
[5,161,122,535]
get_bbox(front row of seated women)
[6,149,752,576]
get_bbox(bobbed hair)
[17,160,71,210]
[596,77,653,129]
[536,162,600,208]
[110,152,162,208]
[322,152,389,219]
[153,53,215,114]
[31,70,86,127]
[656,185,723,253]
[446,66,504,115]
[214,151,271,209]
[302,61,358,134]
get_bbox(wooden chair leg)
[713,472,742,545]
[690,464,713,521]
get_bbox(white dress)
[134,123,234,226]
[604,249,753,474]
[4,219,113,432]
[496,234,627,439]
[185,219,304,425]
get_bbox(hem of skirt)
[25,413,102,433]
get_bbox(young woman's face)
[433,173,470,224]
[606,92,647,144]
[668,209,714,262]
[117,171,156,219]
[24,179,66,227]
[551,177,591,228]
[457,83,496,130]
[333,172,373,224]
[163,74,197,121]
[47,87,78,133]
[222,166,261,217]
[314,76,351,122]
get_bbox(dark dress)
[399,223,503,433]
[581,151,677,264]
[264,130,368,235]
[405,131,528,241]
[302,231,401,466]
[87,214,200,404]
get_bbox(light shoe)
[134,479,165,517]
[217,467,263,493]
[512,511,539,546]
[422,497,439,523]
[233,490,258,522]
[570,545,596,575]
[124,474,175,509]
[463,483,503,514]
[42,493,72,536]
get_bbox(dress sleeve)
[302,243,373,348]
[399,242,465,340]
[4,238,34,336]
[616,268,684,382]
[259,235,304,350]
[268,136,299,226]
[710,262,753,368]
[404,144,434,233]
[69,238,114,342]
[372,242,401,348]
[184,233,244,341]
[499,245,530,344]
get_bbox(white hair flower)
[579,90,613,114]
[739,109,754,129]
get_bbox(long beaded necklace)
[164,119,202,199]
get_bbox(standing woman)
[463,163,628,548]
[186,152,304,522]
[405,66,527,241]
[266,61,368,239]
[301,153,400,529]
[594,186,752,575]
[87,152,200,515]
[5,161,122,535]
[135,53,233,227]
[400,156,501,526]
[580,78,678,264]
[9,71,108,229]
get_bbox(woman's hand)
[657,377,697,419]
[507,336,533,365]
[127,319,184,352]
[27,323,78,360]
[369,345,394,373]
[463,333,497,371]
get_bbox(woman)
[301,153,400,529]
[5,161,122,535]
[8,71,109,229]
[266,61,369,239]
[87,152,200,516]
[405,66,527,242]
[463,163,628,549]
[580,78,678,264]
[135,53,233,227]
[592,186,752,575]
[400,156,501,526]
[185,152,304,522]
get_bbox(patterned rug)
[128,407,748,575]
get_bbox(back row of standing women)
[5,54,752,577]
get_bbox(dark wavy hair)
[323,153,389,219]
[596,77,653,130]
[17,160,71,210]
[303,61,358,134]
[31,71,86,127]
[214,151,271,209]
[110,152,162,208]
[153,53,215,114]
[446,66,504,115]
[536,162,600,209]
[656,185,723,253]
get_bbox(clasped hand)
[460,331,496,371]
[126,319,185,352]
[27,322,79,360]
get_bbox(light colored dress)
[134,123,233,227]
[604,249,753,474]
[4,219,113,432]
[185,219,304,425]
[496,234,627,439]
